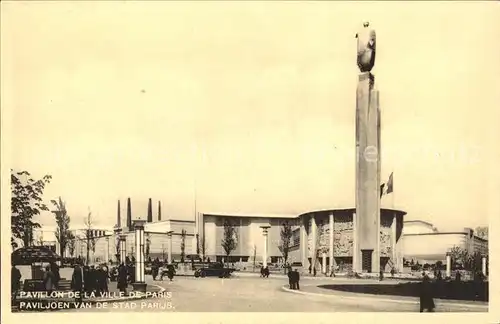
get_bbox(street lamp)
[166,230,174,264]
[260,226,271,268]
[133,219,147,292]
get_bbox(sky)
[2,2,499,234]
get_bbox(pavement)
[281,282,488,312]
[61,275,487,312]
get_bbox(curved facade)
[200,207,406,273]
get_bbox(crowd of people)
[70,263,110,300]
[150,258,176,281]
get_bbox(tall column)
[300,217,307,271]
[260,226,271,268]
[310,215,317,271]
[127,198,132,231]
[105,236,110,264]
[167,231,173,264]
[352,212,359,273]
[482,255,487,276]
[329,213,334,274]
[446,252,452,278]
[391,212,397,271]
[158,201,162,221]
[119,234,127,264]
[147,199,153,223]
[355,23,381,274]
[117,200,121,228]
[133,220,147,292]
[322,252,327,274]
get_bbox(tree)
[221,219,237,266]
[83,209,96,265]
[180,229,187,262]
[200,234,206,261]
[11,170,52,249]
[475,226,488,240]
[279,221,293,273]
[67,232,76,257]
[51,197,71,257]
[449,246,468,268]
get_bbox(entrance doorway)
[361,249,373,273]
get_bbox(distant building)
[108,200,407,273]
[402,220,488,264]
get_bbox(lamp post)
[105,235,110,265]
[482,254,487,277]
[167,230,174,264]
[132,219,147,292]
[119,234,127,265]
[260,226,271,268]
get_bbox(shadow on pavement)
[318,281,488,302]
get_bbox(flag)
[386,172,394,194]
[380,183,385,198]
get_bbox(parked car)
[194,262,235,278]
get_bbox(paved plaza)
[65,275,487,312]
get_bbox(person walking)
[379,270,384,281]
[419,272,435,312]
[71,265,84,302]
[167,264,175,281]
[293,269,300,290]
[43,265,56,295]
[117,263,128,294]
[287,267,293,289]
[50,261,61,290]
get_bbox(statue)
[355,22,376,72]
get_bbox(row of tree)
[11,169,100,264]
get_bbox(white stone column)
[300,217,307,271]
[322,252,327,274]
[352,212,358,273]
[133,220,147,292]
[329,213,334,274]
[446,252,452,278]
[119,234,127,264]
[167,231,173,264]
[105,236,110,264]
[391,212,397,271]
[311,215,317,271]
[482,256,487,276]
[260,226,271,268]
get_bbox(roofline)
[404,220,434,227]
[404,232,470,237]
[202,207,407,219]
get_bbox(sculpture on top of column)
[355,22,376,72]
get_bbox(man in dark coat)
[50,262,61,289]
[419,273,435,312]
[293,269,300,290]
[83,266,91,295]
[71,265,84,302]
[287,267,293,289]
[11,265,22,303]
[167,264,175,281]
[117,263,128,294]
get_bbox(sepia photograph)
[1,0,498,318]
